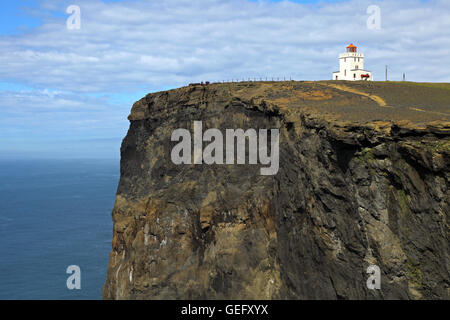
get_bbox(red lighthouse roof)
[346,43,357,52]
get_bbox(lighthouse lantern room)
[332,44,373,81]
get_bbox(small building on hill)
[333,44,373,81]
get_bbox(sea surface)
[0,159,119,299]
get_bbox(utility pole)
[385,65,388,81]
[403,73,406,81]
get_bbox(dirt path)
[409,107,450,117]
[320,83,388,107]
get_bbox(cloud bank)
[1,0,449,157]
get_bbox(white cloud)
[1,0,449,157]
[0,0,449,95]
[0,88,130,141]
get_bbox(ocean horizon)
[0,158,119,299]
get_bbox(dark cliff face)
[103,81,449,299]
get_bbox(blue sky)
[1,0,449,159]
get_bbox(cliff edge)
[103,81,449,299]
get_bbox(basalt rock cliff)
[103,81,449,299]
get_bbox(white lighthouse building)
[332,44,373,81]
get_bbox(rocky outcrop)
[103,81,449,299]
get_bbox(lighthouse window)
[356,65,359,69]
[354,73,356,79]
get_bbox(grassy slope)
[221,80,450,124]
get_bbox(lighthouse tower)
[332,44,373,81]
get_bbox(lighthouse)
[332,44,373,81]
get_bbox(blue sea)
[0,159,119,299]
